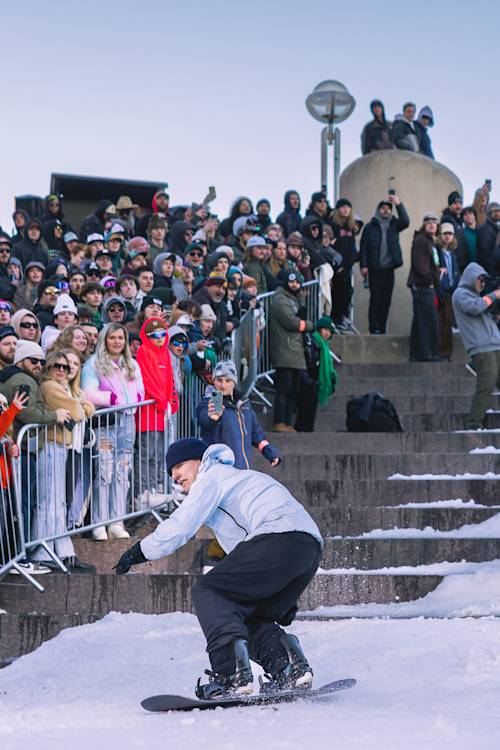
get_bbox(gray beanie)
[212,360,238,383]
[14,340,44,365]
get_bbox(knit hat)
[199,304,217,321]
[25,261,46,275]
[315,316,335,333]
[335,198,352,209]
[286,233,304,248]
[166,437,208,475]
[205,274,226,287]
[53,293,77,316]
[440,222,455,235]
[487,202,500,216]
[213,360,238,383]
[14,340,44,365]
[0,325,17,343]
[175,313,194,328]
[311,191,326,204]
[141,295,164,311]
[448,191,462,206]
[256,199,271,210]
[145,317,167,336]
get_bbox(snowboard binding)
[259,633,313,694]
[196,638,254,700]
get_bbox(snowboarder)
[115,438,323,699]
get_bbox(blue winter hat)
[166,438,208,475]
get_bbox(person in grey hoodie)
[452,262,500,428]
[416,106,435,160]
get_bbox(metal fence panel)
[0,439,25,578]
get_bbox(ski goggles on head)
[0,301,13,312]
[147,329,167,340]
[55,280,70,291]
[43,286,59,296]
[102,278,116,289]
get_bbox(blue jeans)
[92,413,135,525]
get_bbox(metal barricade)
[13,400,175,578]
[175,374,206,440]
[0,438,28,581]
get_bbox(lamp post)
[305,80,356,204]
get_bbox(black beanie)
[311,191,326,204]
[335,198,352,209]
[166,438,208,475]
[256,198,270,211]
[448,191,462,206]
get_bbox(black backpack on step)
[346,392,403,432]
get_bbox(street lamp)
[305,80,356,203]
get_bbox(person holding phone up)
[196,360,281,470]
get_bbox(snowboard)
[141,678,356,713]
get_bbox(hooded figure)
[452,262,500,428]
[101,295,127,325]
[152,252,188,301]
[276,190,302,237]
[416,106,435,160]
[220,196,254,240]
[80,199,114,242]
[361,100,393,155]
[43,219,66,256]
[11,209,30,245]
[299,216,327,269]
[168,221,194,255]
[136,317,178,434]
[11,218,49,269]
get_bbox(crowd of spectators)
[0,160,499,574]
[361,100,435,159]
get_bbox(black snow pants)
[192,531,322,676]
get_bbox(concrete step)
[318,394,500,414]
[0,573,445,662]
[269,452,500,481]
[320,538,500,570]
[333,377,477,396]
[329,334,467,364]
[310,506,499,536]
[266,431,500,455]
[284,478,500,507]
[336,362,471,377]
[287,412,500,432]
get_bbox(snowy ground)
[1,611,500,750]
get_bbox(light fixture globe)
[305,80,356,125]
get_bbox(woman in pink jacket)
[81,323,144,540]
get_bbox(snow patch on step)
[469,445,500,454]
[388,472,500,480]
[331,510,500,540]
[388,499,500,508]
[309,559,500,618]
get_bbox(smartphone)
[388,189,396,196]
[64,418,76,432]
[211,390,224,416]
[18,383,30,400]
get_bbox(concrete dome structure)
[340,150,463,335]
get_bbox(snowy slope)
[1,612,500,750]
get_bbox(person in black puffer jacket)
[330,199,359,327]
[276,190,302,237]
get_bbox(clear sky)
[2,0,499,231]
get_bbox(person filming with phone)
[360,191,410,334]
[196,360,281,470]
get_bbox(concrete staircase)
[2,336,500,664]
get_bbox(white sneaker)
[92,526,109,541]
[9,561,51,575]
[107,523,130,539]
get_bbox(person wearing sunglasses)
[11,309,41,344]
[135,317,177,507]
[102,296,127,325]
[436,223,460,361]
[184,243,206,277]
[41,293,78,354]
[41,194,68,231]
[29,350,93,572]
[32,280,60,330]
[81,323,144,540]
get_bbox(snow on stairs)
[2,340,500,662]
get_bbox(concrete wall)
[339,151,463,335]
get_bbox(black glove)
[262,444,281,466]
[114,541,147,575]
[297,306,308,320]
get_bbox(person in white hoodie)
[115,439,323,700]
[40,293,78,353]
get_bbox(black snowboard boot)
[259,633,313,694]
[196,638,254,700]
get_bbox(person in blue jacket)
[115,439,323,699]
[196,360,281,470]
